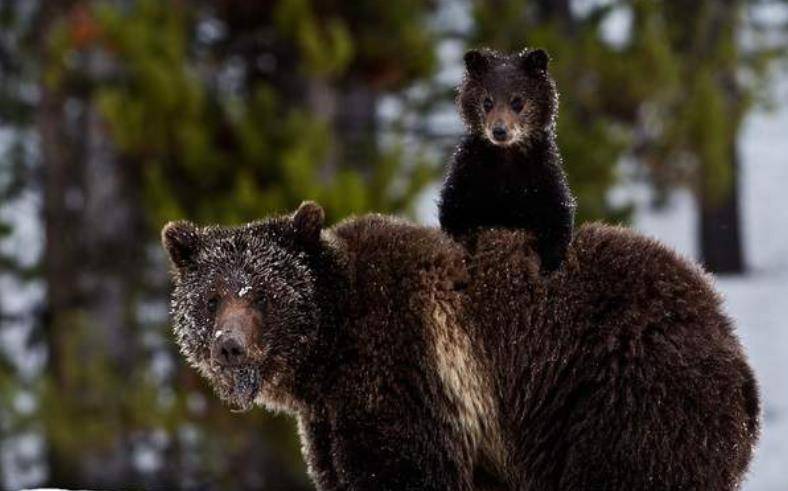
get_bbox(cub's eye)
[207,296,219,313]
[256,295,267,312]
[511,97,524,113]
[483,97,493,112]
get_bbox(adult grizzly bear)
[162,202,759,490]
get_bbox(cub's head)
[161,202,326,412]
[458,47,557,146]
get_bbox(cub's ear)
[464,49,490,77]
[521,48,550,72]
[292,201,325,245]
[162,221,201,269]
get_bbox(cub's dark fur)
[439,48,575,272]
[163,203,759,491]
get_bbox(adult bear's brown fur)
[162,203,759,490]
[466,225,759,489]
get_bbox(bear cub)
[439,47,575,272]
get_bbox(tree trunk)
[337,80,378,174]
[536,0,571,22]
[698,139,745,274]
[309,78,378,180]
[39,74,84,491]
[78,94,143,486]
[308,77,341,180]
[40,95,143,490]
[37,10,143,484]
[699,0,746,275]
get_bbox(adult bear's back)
[469,223,759,490]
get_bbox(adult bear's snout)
[212,301,261,367]
[213,331,247,367]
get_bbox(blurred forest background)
[0,0,786,489]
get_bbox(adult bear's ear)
[162,221,201,269]
[292,201,325,245]
[521,48,550,72]
[464,49,490,77]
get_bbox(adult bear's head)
[161,201,329,412]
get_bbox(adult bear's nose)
[212,330,247,367]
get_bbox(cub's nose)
[492,126,508,142]
[212,333,247,367]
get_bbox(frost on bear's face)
[459,48,558,147]
[161,203,325,412]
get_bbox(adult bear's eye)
[511,96,524,113]
[207,296,220,314]
[483,97,493,112]
[256,294,267,312]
